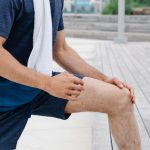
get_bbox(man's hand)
[43,73,84,101]
[105,77,135,103]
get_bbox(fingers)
[117,81,124,89]
[70,76,84,86]
[66,95,78,101]
[67,74,84,91]
[61,73,84,101]
[112,77,136,103]
[122,81,135,103]
[73,77,84,85]
[66,76,84,100]
[66,84,84,101]
[124,84,135,103]
[65,90,81,101]
[70,84,84,91]
[68,90,81,97]
[64,73,84,85]
[112,78,124,89]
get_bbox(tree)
[102,0,150,15]
[102,0,132,15]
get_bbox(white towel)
[27,0,53,76]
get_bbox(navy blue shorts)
[0,71,84,150]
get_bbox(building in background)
[64,0,110,14]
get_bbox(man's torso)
[0,0,64,111]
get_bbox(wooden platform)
[17,39,150,150]
[92,41,150,150]
[57,39,150,150]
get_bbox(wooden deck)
[92,41,150,150]
[17,39,150,150]
[59,39,150,150]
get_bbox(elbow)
[53,48,65,61]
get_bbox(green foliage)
[102,0,150,15]
[134,0,150,6]
[102,0,118,15]
[125,0,133,15]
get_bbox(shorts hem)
[58,100,71,120]
[0,144,16,150]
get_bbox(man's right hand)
[43,73,84,101]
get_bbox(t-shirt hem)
[58,27,64,31]
[0,32,9,39]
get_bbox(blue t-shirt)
[0,0,64,111]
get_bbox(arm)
[0,37,48,89]
[53,30,135,102]
[53,30,109,81]
[0,37,84,101]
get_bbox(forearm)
[54,47,110,81]
[0,47,49,89]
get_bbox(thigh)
[0,104,30,150]
[31,91,71,120]
[65,77,130,114]
[31,71,84,120]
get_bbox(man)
[0,0,141,150]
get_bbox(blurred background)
[64,0,150,14]
[63,0,150,41]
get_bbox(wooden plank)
[109,43,150,149]
[110,43,150,149]
[128,43,150,87]
[92,113,113,150]
[120,42,150,135]
[128,44,150,73]
[104,43,118,150]
[99,43,117,150]
[92,43,113,150]
[104,42,128,150]
[120,44,150,135]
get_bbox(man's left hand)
[105,77,135,103]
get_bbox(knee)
[119,88,133,111]
[111,88,133,115]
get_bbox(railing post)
[114,0,128,43]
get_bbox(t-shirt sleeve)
[58,14,64,31]
[0,0,20,39]
[58,1,64,31]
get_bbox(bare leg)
[65,77,141,150]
